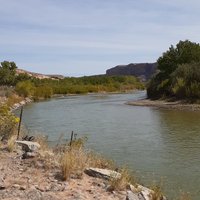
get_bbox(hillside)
[16,69,65,80]
[106,63,157,81]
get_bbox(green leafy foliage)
[157,40,200,74]
[171,63,200,100]
[33,85,53,100]
[0,60,144,99]
[15,80,35,97]
[0,104,18,140]
[15,73,32,83]
[25,75,144,98]
[0,61,17,86]
[147,40,200,101]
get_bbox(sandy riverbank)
[127,99,200,111]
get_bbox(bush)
[170,62,200,100]
[0,104,18,140]
[171,78,186,98]
[15,80,35,97]
[33,85,53,100]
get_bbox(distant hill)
[106,63,157,81]
[16,69,65,80]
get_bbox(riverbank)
[127,99,200,111]
[1,92,195,199]
[0,146,124,200]
[10,97,32,111]
[52,89,139,97]
[0,138,165,200]
[0,92,32,111]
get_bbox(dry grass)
[6,94,23,107]
[0,86,14,98]
[35,135,49,151]
[33,135,60,169]
[2,132,166,199]
[109,167,136,191]
[59,136,116,181]
[86,151,115,169]
[70,137,87,149]
[7,136,16,152]
[150,185,164,200]
[58,136,137,189]
[60,147,87,180]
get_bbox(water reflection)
[151,109,200,198]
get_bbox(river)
[16,91,200,199]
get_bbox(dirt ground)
[0,146,127,200]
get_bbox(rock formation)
[106,63,157,81]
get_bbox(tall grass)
[60,147,87,180]
[7,136,16,152]
[109,167,136,191]
[59,136,116,180]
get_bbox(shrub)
[6,94,23,107]
[0,104,18,140]
[171,78,186,98]
[60,147,87,180]
[33,85,53,100]
[109,168,136,191]
[170,62,200,100]
[150,185,164,200]
[15,80,35,97]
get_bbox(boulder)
[16,141,40,152]
[129,184,167,200]
[129,184,152,200]
[19,101,26,105]
[84,168,121,180]
[126,190,140,200]
[22,152,38,159]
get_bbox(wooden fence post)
[17,106,23,140]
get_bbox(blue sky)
[0,0,200,76]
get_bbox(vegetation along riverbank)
[127,40,200,111]
[1,39,199,199]
[0,60,144,104]
[147,40,200,103]
[0,94,193,200]
[0,99,167,200]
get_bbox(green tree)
[15,73,32,83]
[147,40,200,99]
[158,40,200,74]
[0,61,17,85]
